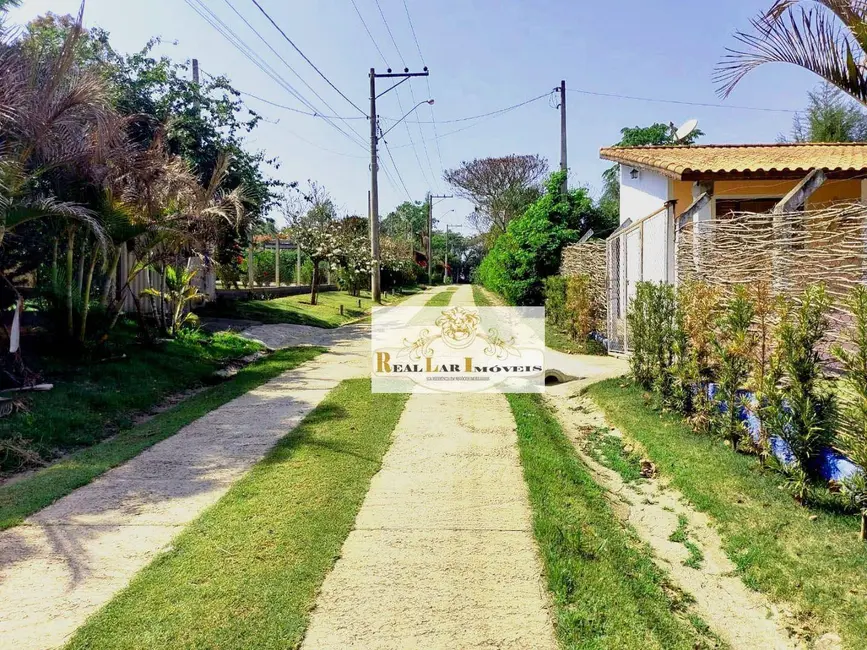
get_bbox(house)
[599,142,867,352]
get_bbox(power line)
[381,143,412,200]
[568,88,797,113]
[249,0,367,116]
[226,85,366,119]
[372,0,405,65]
[222,0,369,145]
[389,92,550,148]
[184,0,368,150]
[349,0,390,66]
[365,0,435,190]
[400,0,444,189]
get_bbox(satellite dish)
[674,118,699,143]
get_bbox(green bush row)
[627,280,867,538]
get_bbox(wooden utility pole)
[369,67,431,302]
[428,194,453,285]
[427,193,433,286]
[559,79,567,194]
[192,58,200,85]
[444,224,449,284]
[369,69,381,303]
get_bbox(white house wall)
[619,166,669,225]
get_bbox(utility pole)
[558,79,567,194]
[444,224,449,284]
[428,194,453,285]
[369,66,431,303]
[192,58,200,85]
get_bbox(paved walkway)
[0,291,438,650]
[300,392,557,649]
[300,282,557,649]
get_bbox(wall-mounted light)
[630,168,640,180]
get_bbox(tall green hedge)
[476,171,607,305]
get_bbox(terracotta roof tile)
[598,143,867,179]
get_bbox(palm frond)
[716,2,867,105]
[5,196,108,253]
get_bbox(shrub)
[476,171,598,305]
[627,281,677,390]
[543,276,567,328]
[747,282,782,461]
[832,285,867,540]
[674,281,721,432]
[765,285,836,497]
[565,274,600,341]
[712,286,755,447]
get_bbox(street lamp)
[380,100,435,138]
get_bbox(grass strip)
[584,427,643,482]
[471,285,499,306]
[507,393,718,649]
[668,515,704,570]
[199,290,404,327]
[65,379,407,650]
[425,289,455,307]
[588,378,867,647]
[0,347,323,531]
[2,329,263,460]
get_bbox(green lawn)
[199,290,406,328]
[425,287,456,307]
[507,393,720,649]
[0,347,323,530]
[587,379,867,648]
[65,379,408,650]
[1,328,262,470]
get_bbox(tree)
[476,171,599,305]
[782,82,867,142]
[443,155,548,242]
[381,200,428,242]
[717,1,867,106]
[599,123,703,226]
[284,183,338,306]
[334,216,371,297]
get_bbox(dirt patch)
[545,391,841,650]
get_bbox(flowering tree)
[335,216,371,297]
[284,182,338,305]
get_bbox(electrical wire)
[222,0,369,145]
[401,0,444,190]
[349,0,390,67]
[249,0,368,116]
[372,0,405,65]
[184,0,368,150]
[568,88,797,113]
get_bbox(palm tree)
[716,1,867,106]
[0,11,113,251]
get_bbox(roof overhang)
[599,144,867,183]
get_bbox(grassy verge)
[587,378,867,647]
[507,393,719,649]
[65,379,407,650]
[198,290,405,327]
[471,285,498,306]
[425,288,456,307]
[1,328,262,467]
[0,347,323,531]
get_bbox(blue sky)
[8,0,823,230]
